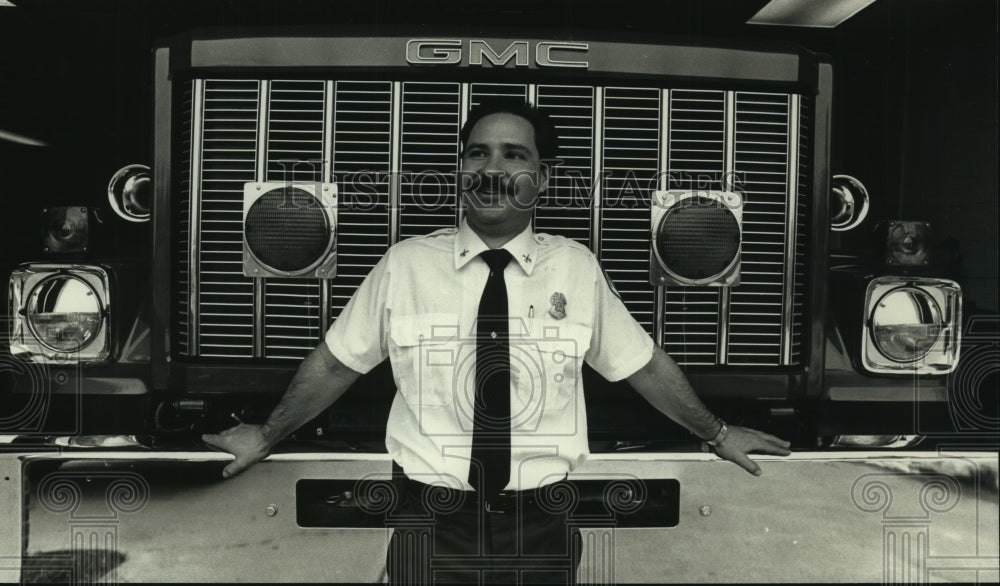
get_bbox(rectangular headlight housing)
[862,276,961,374]
[8,264,112,365]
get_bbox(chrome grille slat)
[329,81,392,328]
[792,97,811,365]
[662,89,725,362]
[177,81,194,356]
[398,82,461,240]
[725,92,791,366]
[599,87,660,336]
[193,79,260,358]
[259,80,327,359]
[536,84,595,248]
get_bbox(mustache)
[459,171,512,196]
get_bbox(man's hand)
[625,348,792,476]
[710,425,791,476]
[198,344,363,481]
[202,424,271,479]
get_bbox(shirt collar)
[455,219,538,276]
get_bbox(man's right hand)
[202,424,272,479]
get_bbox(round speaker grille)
[245,187,331,273]
[654,196,740,281]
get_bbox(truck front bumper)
[2,450,997,583]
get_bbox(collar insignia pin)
[549,292,567,320]
[522,254,531,263]
[460,249,469,258]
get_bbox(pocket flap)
[390,313,461,347]
[521,321,591,357]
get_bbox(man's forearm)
[260,343,363,447]
[625,345,721,440]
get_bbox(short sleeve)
[584,258,655,381]
[324,252,392,374]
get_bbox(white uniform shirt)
[325,220,655,491]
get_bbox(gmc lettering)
[406,39,590,68]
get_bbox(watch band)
[706,419,728,446]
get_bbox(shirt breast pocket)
[514,321,591,413]
[389,313,463,407]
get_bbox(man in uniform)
[203,98,792,584]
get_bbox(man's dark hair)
[459,98,558,162]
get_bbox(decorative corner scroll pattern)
[35,470,150,584]
[852,470,998,583]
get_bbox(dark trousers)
[386,463,581,585]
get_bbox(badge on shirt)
[549,292,567,319]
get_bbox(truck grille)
[175,78,809,366]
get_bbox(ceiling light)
[0,128,49,147]
[748,0,878,28]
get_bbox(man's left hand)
[711,426,791,476]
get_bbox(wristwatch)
[705,419,728,447]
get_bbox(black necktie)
[469,248,513,500]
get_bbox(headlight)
[862,276,961,374]
[871,287,941,362]
[242,182,338,278]
[26,274,103,351]
[649,190,743,286]
[8,264,111,364]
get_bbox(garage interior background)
[0,0,996,314]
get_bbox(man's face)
[460,112,548,233]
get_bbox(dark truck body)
[2,28,970,442]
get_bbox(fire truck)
[1,1,996,582]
